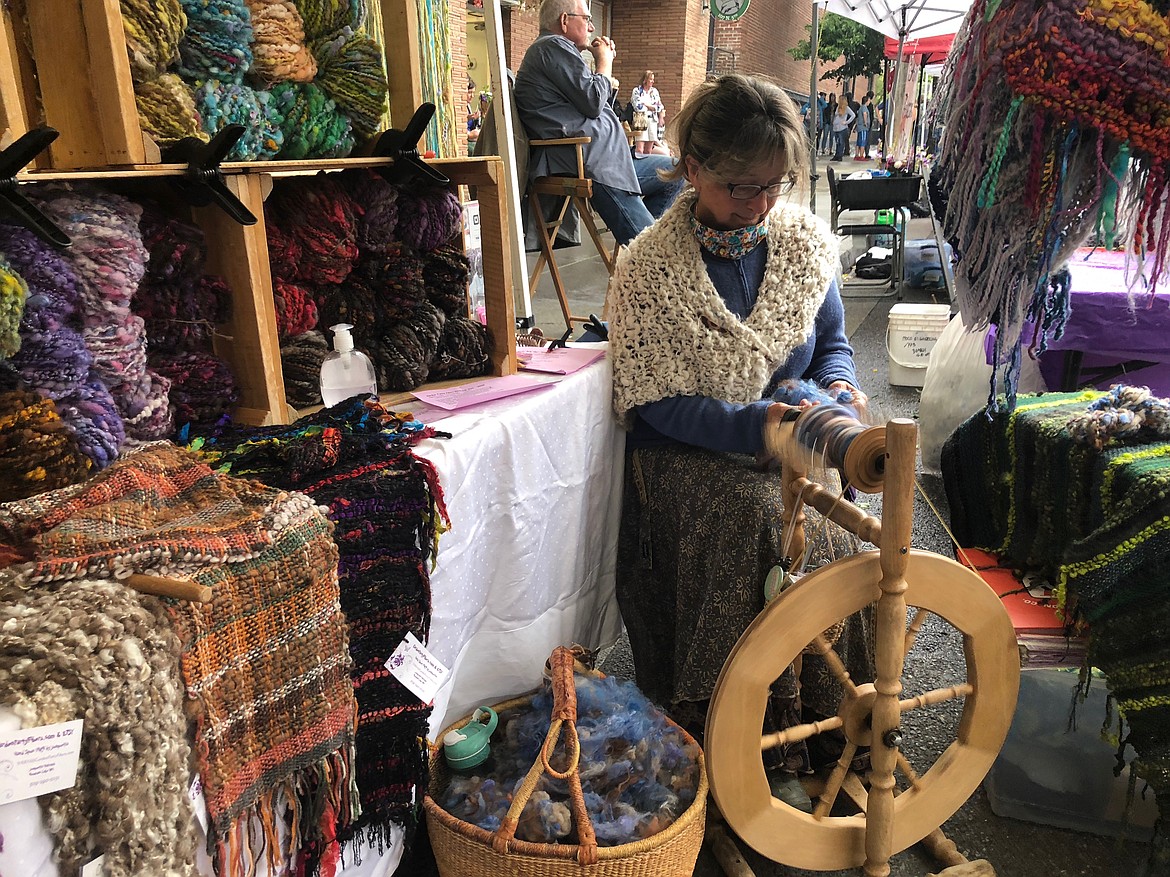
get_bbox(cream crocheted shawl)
[609,189,838,425]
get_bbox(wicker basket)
[423,646,708,877]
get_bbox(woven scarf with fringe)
[930,0,1170,407]
[186,395,449,855]
[941,390,1169,870]
[0,442,359,875]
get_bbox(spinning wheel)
[706,414,1020,875]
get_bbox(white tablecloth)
[0,348,626,877]
[415,348,625,735]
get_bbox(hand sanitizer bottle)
[320,323,378,407]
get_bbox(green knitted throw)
[942,390,1169,867]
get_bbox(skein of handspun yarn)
[121,369,176,442]
[0,390,90,502]
[264,220,302,283]
[269,176,362,285]
[428,315,491,381]
[84,316,151,403]
[353,245,427,322]
[341,170,400,252]
[245,0,317,84]
[0,225,81,325]
[0,255,27,359]
[31,186,148,325]
[309,27,389,139]
[135,73,206,148]
[0,581,197,877]
[121,0,187,81]
[372,302,444,391]
[297,0,366,41]
[54,380,127,470]
[192,81,284,160]
[395,184,463,252]
[423,243,471,315]
[280,330,329,408]
[274,278,318,339]
[150,350,238,433]
[270,82,354,159]
[139,203,208,290]
[10,320,94,401]
[177,0,254,85]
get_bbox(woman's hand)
[757,401,813,470]
[828,380,868,413]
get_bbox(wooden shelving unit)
[0,0,516,427]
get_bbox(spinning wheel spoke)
[806,633,860,698]
[904,607,930,657]
[895,750,923,792]
[813,740,859,818]
[899,682,973,714]
[761,715,843,750]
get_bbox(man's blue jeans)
[590,155,683,246]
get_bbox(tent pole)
[808,1,820,213]
[891,31,907,164]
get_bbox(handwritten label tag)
[80,854,106,877]
[0,719,83,804]
[189,774,209,834]
[385,632,450,703]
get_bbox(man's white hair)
[540,0,579,33]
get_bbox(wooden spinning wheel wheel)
[705,414,1020,875]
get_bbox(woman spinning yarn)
[607,74,873,809]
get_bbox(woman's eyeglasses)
[726,174,797,200]
[564,12,593,23]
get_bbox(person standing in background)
[819,93,836,155]
[631,70,666,157]
[829,98,855,161]
[855,94,872,160]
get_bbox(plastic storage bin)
[886,303,951,387]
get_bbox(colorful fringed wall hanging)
[930,0,1170,407]
[187,395,449,853]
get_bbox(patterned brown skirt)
[615,443,875,769]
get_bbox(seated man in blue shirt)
[514,0,683,246]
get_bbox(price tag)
[80,854,106,877]
[189,774,209,834]
[385,632,450,703]
[0,719,83,804]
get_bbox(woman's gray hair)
[539,0,579,32]
[662,74,809,186]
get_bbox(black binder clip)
[369,103,451,188]
[0,127,71,248]
[548,326,573,350]
[161,125,257,226]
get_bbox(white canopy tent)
[810,0,973,169]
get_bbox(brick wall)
[504,6,542,70]
[450,0,469,154]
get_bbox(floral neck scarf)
[690,210,767,260]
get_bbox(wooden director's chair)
[527,136,620,331]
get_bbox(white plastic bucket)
[886,303,952,387]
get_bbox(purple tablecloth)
[990,249,1170,396]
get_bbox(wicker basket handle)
[491,646,600,863]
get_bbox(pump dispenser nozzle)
[330,323,355,355]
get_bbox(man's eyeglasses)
[564,12,594,23]
[726,174,797,200]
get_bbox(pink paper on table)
[411,374,556,410]
[520,346,606,375]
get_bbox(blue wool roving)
[440,674,701,846]
[772,377,855,407]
